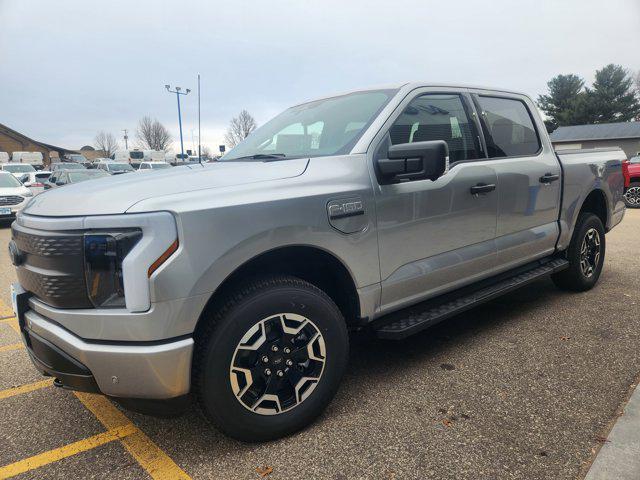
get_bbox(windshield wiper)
[226,153,287,161]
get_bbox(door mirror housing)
[376,140,448,183]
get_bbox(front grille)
[11,224,92,309]
[0,195,24,206]
[11,229,83,256]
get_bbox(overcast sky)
[0,0,638,153]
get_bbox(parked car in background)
[1,163,36,178]
[137,161,172,171]
[10,151,44,170]
[17,171,52,195]
[95,161,135,175]
[111,149,145,164]
[623,155,640,208]
[64,154,88,163]
[143,150,165,162]
[49,162,87,172]
[165,152,190,165]
[44,169,110,190]
[8,83,626,442]
[0,171,32,220]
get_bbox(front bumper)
[16,290,193,400]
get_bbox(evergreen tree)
[587,64,640,123]
[537,74,585,131]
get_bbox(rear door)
[471,92,561,268]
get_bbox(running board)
[374,258,569,340]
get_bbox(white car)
[137,161,172,172]
[17,171,52,195]
[143,150,165,162]
[1,163,36,179]
[0,171,32,220]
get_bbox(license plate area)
[0,207,12,215]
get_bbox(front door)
[370,89,499,314]
[471,92,562,269]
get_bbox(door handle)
[539,173,560,183]
[470,183,496,195]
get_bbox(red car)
[623,155,640,208]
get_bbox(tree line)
[537,64,640,132]
[94,110,257,158]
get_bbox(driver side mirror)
[376,140,448,183]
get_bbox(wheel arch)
[193,245,362,341]
[578,188,608,230]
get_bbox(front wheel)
[624,182,640,208]
[552,213,606,292]
[193,276,349,442]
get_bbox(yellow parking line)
[0,302,14,318]
[0,379,54,400]
[0,342,23,353]
[0,317,19,334]
[0,424,137,479]
[74,393,191,479]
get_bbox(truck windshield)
[222,89,397,161]
[130,151,144,160]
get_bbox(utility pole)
[197,74,201,164]
[164,84,190,162]
[122,129,128,150]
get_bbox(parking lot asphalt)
[0,209,639,480]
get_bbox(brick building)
[0,123,94,165]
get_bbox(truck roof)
[292,82,530,107]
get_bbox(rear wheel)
[552,213,605,292]
[193,276,349,442]
[624,182,640,208]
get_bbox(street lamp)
[165,84,191,162]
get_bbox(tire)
[552,213,606,292]
[624,182,640,208]
[193,275,349,442]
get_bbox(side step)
[374,257,569,340]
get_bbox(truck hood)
[23,159,309,217]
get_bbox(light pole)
[197,74,201,164]
[165,84,190,161]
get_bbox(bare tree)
[94,131,119,158]
[136,116,172,151]
[201,145,212,159]
[224,110,257,148]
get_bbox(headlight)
[84,230,142,308]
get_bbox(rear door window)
[475,96,541,158]
[388,93,480,162]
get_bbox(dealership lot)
[0,210,638,479]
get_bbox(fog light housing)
[84,230,142,308]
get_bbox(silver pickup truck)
[9,83,626,441]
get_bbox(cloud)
[0,0,638,149]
